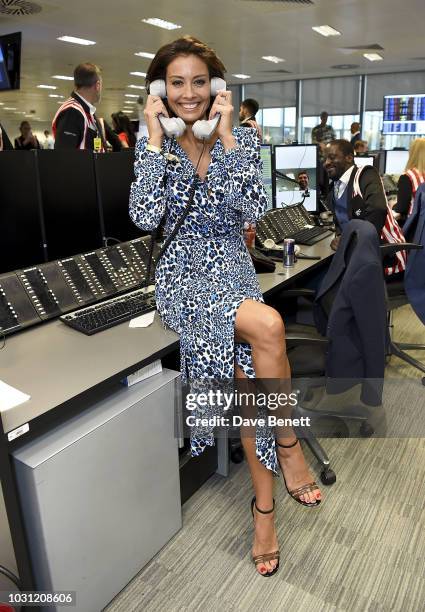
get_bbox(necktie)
[334,180,341,199]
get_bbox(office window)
[243,81,297,108]
[228,84,241,127]
[301,114,359,143]
[301,76,361,116]
[363,111,383,150]
[365,71,425,111]
[257,107,296,144]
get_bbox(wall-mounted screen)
[383,94,425,134]
[274,144,318,212]
[0,32,21,91]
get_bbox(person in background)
[111,111,136,148]
[239,98,262,139]
[312,111,336,152]
[354,140,369,155]
[14,121,41,150]
[42,129,54,149]
[297,170,309,192]
[350,122,361,146]
[393,138,425,223]
[52,62,106,151]
[324,139,406,276]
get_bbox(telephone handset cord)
[144,140,206,287]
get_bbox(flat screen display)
[260,144,273,210]
[385,150,409,175]
[274,144,318,212]
[354,155,376,169]
[0,32,21,91]
[383,94,425,135]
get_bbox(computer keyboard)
[60,287,156,335]
[287,226,333,245]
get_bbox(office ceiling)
[1,0,425,130]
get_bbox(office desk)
[0,237,334,599]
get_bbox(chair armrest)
[380,242,423,258]
[280,289,316,300]
[286,335,329,347]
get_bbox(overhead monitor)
[385,150,409,175]
[0,32,21,91]
[383,94,425,134]
[273,144,318,212]
[260,144,274,210]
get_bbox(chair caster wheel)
[320,468,336,486]
[360,422,374,437]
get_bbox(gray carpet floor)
[105,306,425,612]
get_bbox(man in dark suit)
[350,122,361,146]
[324,139,387,250]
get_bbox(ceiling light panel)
[125,94,139,98]
[135,52,155,59]
[312,25,341,37]
[262,56,285,64]
[141,18,182,30]
[363,53,383,62]
[57,36,96,46]
[37,84,57,89]
[130,72,147,77]
[232,74,251,79]
[128,85,145,90]
[52,75,74,80]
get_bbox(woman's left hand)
[209,90,235,147]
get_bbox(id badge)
[93,137,102,152]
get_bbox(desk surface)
[0,238,333,435]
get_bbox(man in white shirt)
[42,129,55,149]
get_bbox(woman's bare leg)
[235,299,321,505]
[235,364,278,575]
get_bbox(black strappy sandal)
[276,439,321,507]
[251,497,280,577]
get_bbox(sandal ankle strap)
[252,496,275,514]
[276,438,299,449]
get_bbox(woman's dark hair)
[111,111,136,147]
[146,36,226,90]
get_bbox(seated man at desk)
[324,139,405,275]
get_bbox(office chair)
[384,184,425,383]
[283,222,422,486]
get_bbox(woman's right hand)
[144,95,168,147]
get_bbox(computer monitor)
[36,150,103,261]
[260,144,274,210]
[385,150,409,175]
[273,144,318,212]
[354,155,377,169]
[0,32,21,91]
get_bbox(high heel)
[250,496,280,577]
[276,439,321,507]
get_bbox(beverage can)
[244,222,256,249]
[283,238,295,267]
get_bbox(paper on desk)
[129,310,156,328]
[0,380,31,412]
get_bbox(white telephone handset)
[149,77,226,140]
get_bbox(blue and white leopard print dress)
[129,127,277,474]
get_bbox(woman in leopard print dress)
[129,36,322,577]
